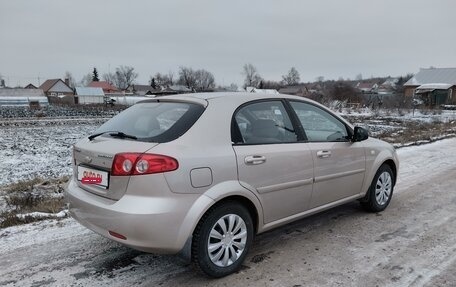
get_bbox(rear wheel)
[192,201,254,278]
[361,164,394,212]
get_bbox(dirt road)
[1,139,456,287]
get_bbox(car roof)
[152,92,314,105]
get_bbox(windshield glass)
[94,101,205,142]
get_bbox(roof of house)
[25,83,37,89]
[404,68,456,86]
[416,83,453,90]
[39,79,62,92]
[88,81,118,91]
[129,84,156,91]
[75,87,105,96]
[356,82,378,90]
[0,88,46,98]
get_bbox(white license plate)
[77,166,109,188]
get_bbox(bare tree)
[316,76,325,82]
[355,73,363,81]
[177,67,216,91]
[79,73,92,86]
[194,69,215,91]
[114,65,138,90]
[100,66,138,89]
[178,67,197,89]
[102,72,116,85]
[242,64,262,88]
[64,71,76,88]
[151,72,174,86]
[281,67,300,85]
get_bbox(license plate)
[77,166,109,188]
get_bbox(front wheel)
[361,164,394,212]
[191,201,254,278]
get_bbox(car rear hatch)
[73,137,158,200]
[72,99,206,201]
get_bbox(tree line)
[64,64,302,91]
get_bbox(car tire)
[191,201,254,278]
[361,164,394,212]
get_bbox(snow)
[16,210,68,220]
[0,119,104,185]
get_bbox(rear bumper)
[65,178,212,254]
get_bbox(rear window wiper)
[88,131,138,141]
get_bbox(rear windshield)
[94,101,205,143]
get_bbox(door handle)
[317,150,332,158]
[245,155,266,165]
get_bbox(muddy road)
[1,139,456,287]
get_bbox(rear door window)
[94,101,205,142]
[232,101,298,144]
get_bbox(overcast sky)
[1,0,455,87]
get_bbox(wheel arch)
[382,159,397,186]
[176,181,263,260]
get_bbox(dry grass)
[5,177,43,193]
[0,176,69,228]
[378,121,456,145]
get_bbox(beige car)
[66,92,398,277]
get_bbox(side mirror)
[353,126,369,142]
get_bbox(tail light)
[111,153,178,176]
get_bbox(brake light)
[111,153,178,176]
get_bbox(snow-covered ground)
[0,118,105,186]
[1,138,456,286]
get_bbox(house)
[278,85,308,96]
[88,81,118,94]
[39,78,74,104]
[75,87,105,105]
[0,88,48,108]
[25,83,37,89]
[126,84,160,96]
[355,82,379,93]
[164,85,192,94]
[377,78,398,96]
[404,67,456,105]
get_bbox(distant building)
[377,78,398,96]
[161,85,192,95]
[24,83,38,89]
[404,67,456,105]
[88,81,118,94]
[126,84,160,96]
[0,88,48,108]
[39,79,74,104]
[75,87,105,104]
[355,82,379,93]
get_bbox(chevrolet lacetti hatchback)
[66,92,399,277]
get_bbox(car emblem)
[84,156,93,163]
